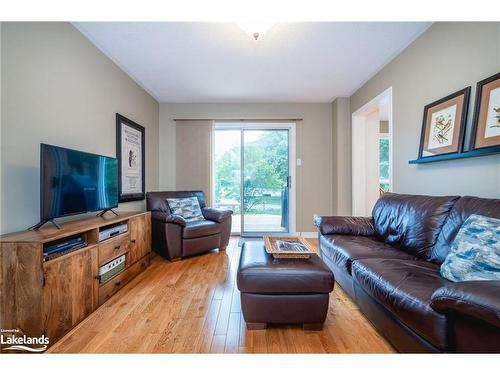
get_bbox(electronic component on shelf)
[99,223,128,241]
[43,236,87,261]
[98,254,126,284]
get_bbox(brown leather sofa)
[314,193,500,353]
[146,191,232,261]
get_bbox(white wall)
[352,109,382,216]
[350,22,500,199]
[1,23,160,233]
[159,103,333,232]
[365,110,381,213]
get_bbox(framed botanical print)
[470,72,500,151]
[418,87,471,158]
[116,113,145,202]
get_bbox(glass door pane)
[242,129,289,234]
[213,130,241,233]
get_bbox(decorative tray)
[263,236,316,259]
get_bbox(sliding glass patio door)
[213,124,293,236]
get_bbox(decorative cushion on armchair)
[166,197,204,222]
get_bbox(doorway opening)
[352,87,393,216]
[212,122,296,237]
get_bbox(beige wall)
[175,120,213,205]
[331,98,352,215]
[1,22,160,233]
[159,103,333,232]
[350,22,500,199]
[380,121,389,134]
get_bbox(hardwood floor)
[48,237,395,353]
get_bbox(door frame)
[351,87,393,216]
[212,122,296,237]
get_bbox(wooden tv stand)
[0,211,151,348]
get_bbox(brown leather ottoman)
[237,241,335,330]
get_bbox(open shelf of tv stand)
[1,211,144,243]
[0,211,152,348]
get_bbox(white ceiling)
[74,22,431,103]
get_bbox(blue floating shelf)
[409,146,500,164]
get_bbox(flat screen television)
[40,144,118,224]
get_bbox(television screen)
[40,144,118,221]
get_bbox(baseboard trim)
[300,232,317,238]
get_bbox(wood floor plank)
[48,237,396,354]
[194,298,223,353]
[238,311,253,351]
[251,330,268,354]
[213,242,239,336]
[266,327,288,354]
[224,312,241,353]
[210,335,226,353]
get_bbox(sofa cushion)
[352,258,451,349]
[372,193,459,260]
[319,234,416,275]
[431,196,500,264]
[183,220,220,239]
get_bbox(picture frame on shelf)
[418,87,471,159]
[470,72,500,151]
[116,113,146,202]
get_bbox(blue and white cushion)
[166,197,204,222]
[440,214,500,282]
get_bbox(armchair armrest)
[313,215,375,236]
[202,207,233,223]
[151,211,186,227]
[430,281,500,328]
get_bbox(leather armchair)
[146,191,232,261]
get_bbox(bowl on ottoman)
[236,241,335,330]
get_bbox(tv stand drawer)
[99,233,130,266]
[98,254,150,305]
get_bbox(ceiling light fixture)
[236,22,274,41]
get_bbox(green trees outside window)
[214,130,288,215]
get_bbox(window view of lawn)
[214,129,289,233]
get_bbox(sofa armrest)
[313,215,375,236]
[202,207,233,223]
[430,281,500,328]
[151,211,187,227]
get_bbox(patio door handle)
[287,176,291,189]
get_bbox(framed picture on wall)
[418,87,471,158]
[470,72,500,151]
[116,113,145,202]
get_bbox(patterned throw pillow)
[440,214,500,282]
[166,197,204,222]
